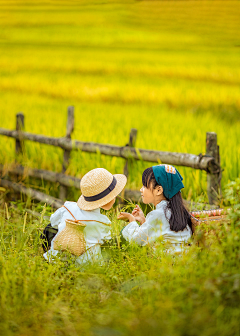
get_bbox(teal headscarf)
[152,164,184,199]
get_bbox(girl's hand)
[117,212,135,223]
[131,205,146,225]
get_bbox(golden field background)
[0,0,240,200]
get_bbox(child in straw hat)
[118,165,192,253]
[43,168,127,265]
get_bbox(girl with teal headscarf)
[118,165,193,253]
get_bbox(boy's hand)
[117,212,136,223]
[132,205,146,225]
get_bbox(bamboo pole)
[59,106,75,200]
[206,132,221,204]
[0,127,214,171]
[0,179,63,208]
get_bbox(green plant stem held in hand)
[118,185,166,223]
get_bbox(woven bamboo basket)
[190,212,228,233]
[54,219,87,256]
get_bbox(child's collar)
[156,200,168,209]
[80,207,100,213]
[88,207,100,213]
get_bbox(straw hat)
[77,168,127,211]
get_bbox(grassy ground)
[0,179,240,336]
[0,1,240,201]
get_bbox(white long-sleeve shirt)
[122,200,191,253]
[43,201,111,265]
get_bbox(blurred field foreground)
[0,0,240,201]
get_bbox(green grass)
[0,0,240,201]
[1,179,240,336]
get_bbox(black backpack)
[40,223,58,252]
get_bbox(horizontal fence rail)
[0,178,63,208]
[0,127,214,171]
[0,164,142,205]
[0,164,219,210]
[0,164,81,189]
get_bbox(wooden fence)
[0,106,222,207]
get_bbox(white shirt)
[43,201,111,265]
[122,200,191,253]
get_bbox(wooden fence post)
[59,106,74,201]
[15,113,25,155]
[124,128,138,177]
[120,128,138,203]
[206,132,221,205]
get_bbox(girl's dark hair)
[142,167,193,233]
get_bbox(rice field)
[1,2,240,335]
[0,0,240,200]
